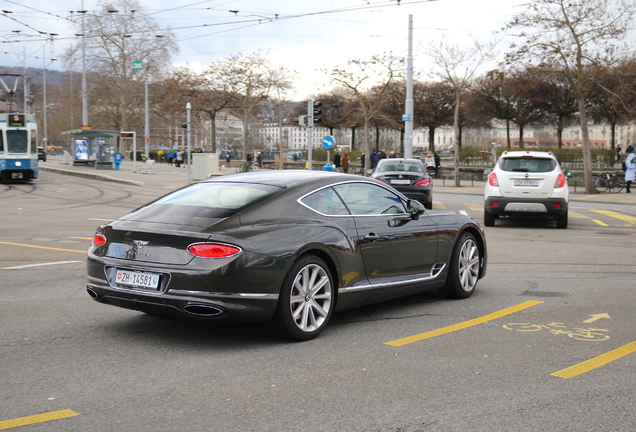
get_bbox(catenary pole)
[404,14,414,158]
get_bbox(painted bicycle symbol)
[503,322,610,341]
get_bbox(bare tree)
[64,0,178,132]
[413,81,455,152]
[507,0,636,193]
[328,53,404,174]
[220,52,280,158]
[427,39,497,186]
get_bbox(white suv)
[484,151,570,229]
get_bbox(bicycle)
[239,161,260,173]
[594,169,624,193]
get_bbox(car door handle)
[364,233,380,242]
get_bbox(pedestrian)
[370,149,379,170]
[617,144,622,164]
[333,152,341,172]
[342,152,350,173]
[360,153,365,175]
[256,152,262,168]
[379,149,387,160]
[225,152,231,167]
[167,150,174,165]
[175,150,182,167]
[425,151,436,174]
[625,145,635,193]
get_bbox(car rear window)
[122,182,284,225]
[379,163,423,173]
[499,157,556,173]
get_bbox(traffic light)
[312,101,322,124]
[293,115,306,126]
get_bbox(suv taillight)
[489,172,499,187]
[554,173,566,188]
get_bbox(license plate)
[115,269,160,290]
[390,179,411,185]
[11,173,23,179]
[514,179,539,186]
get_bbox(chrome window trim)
[297,180,410,217]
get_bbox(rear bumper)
[393,187,432,205]
[485,197,568,217]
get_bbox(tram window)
[7,130,28,154]
[30,130,37,154]
[0,133,3,154]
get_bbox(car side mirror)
[564,170,572,178]
[408,200,425,220]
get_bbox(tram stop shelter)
[62,129,120,170]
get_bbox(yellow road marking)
[0,241,86,254]
[591,210,636,223]
[592,219,609,226]
[432,201,445,209]
[551,340,636,379]
[384,300,543,347]
[0,409,79,430]
[568,211,589,219]
[466,203,483,211]
[68,236,93,240]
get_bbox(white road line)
[1,260,84,270]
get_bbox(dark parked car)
[87,171,487,341]
[37,147,46,162]
[371,158,433,208]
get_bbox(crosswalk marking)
[437,201,636,227]
[591,210,636,224]
[466,203,483,211]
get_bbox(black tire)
[424,200,433,210]
[556,211,568,229]
[594,175,610,192]
[275,255,334,341]
[483,209,495,227]
[441,232,480,299]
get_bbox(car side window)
[333,182,406,215]
[301,187,350,215]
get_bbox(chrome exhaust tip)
[86,287,99,299]
[183,303,225,317]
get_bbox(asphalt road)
[1,171,635,432]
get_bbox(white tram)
[0,113,38,182]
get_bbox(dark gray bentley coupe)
[87,170,487,341]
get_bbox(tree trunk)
[429,127,436,152]
[578,97,594,194]
[364,119,371,176]
[209,112,217,153]
[557,115,564,148]
[506,119,511,149]
[453,92,461,187]
[519,125,525,150]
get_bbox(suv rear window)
[499,157,556,173]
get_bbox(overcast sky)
[1,0,528,98]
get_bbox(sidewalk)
[38,155,636,205]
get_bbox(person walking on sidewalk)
[625,145,635,193]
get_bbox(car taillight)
[554,173,566,188]
[414,178,430,187]
[92,232,107,247]
[489,172,499,187]
[187,243,242,258]
[491,201,500,207]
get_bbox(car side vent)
[431,263,446,277]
